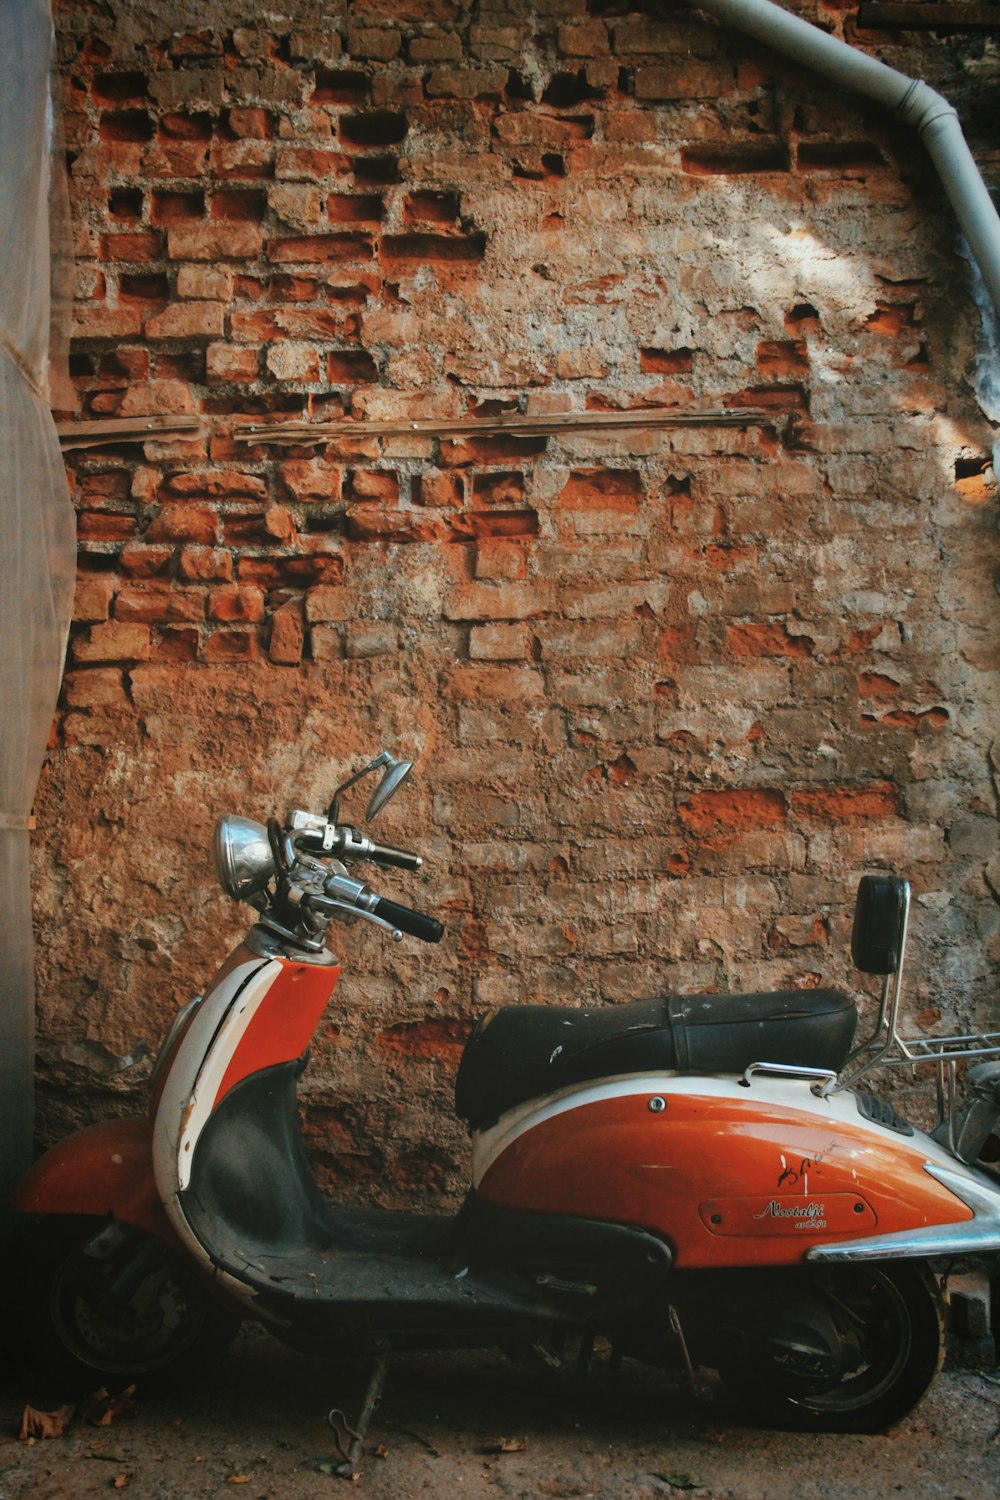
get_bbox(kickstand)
[328,1349,392,1480]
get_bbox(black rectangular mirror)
[851,875,909,975]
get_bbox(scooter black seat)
[455,988,857,1132]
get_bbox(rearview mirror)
[327,750,413,824]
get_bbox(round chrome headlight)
[213,816,275,901]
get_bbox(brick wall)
[36,0,1000,1203]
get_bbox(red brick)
[416,469,465,508]
[72,620,152,664]
[679,789,787,835]
[279,458,342,503]
[114,584,205,624]
[145,302,226,339]
[179,545,233,582]
[144,504,219,545]
[201,629,260,662]
[120,544,173,579]
[208,585,266,623]
[62,668,128,709]
[167,224,264,260]
[789,783,900,822]
[728,621,814,658]
[73,573,115,622]
[269,602,305,665]
[206,343,260,381]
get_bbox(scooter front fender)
[11,1116,181,1251]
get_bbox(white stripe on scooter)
[152,957,280,1196]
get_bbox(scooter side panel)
[10,1116,181,1249]
[475,1079,974,1268]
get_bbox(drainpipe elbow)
[894,78,959,138]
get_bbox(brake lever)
[301,893,403,942]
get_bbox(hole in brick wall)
[756,339,809,377]
[325,280,379,304]
[158,111,214,141]
[156,349,206,382]
[382,232,487,264]
[505,70,536,101]
[665,474,691,495]
[512,154,566,181]
[92,71,148,104]
[108,186,144,220]
[467,398,519,418]
[152,189,205,222]
[100,349,149,380]
[268,273,318,301]
[467,509,539,539]
[681,142,790,175]
[641,347,694,374]
[99,109,153,142]
[353,154,400,185]
[69,353,95,377]
[727,383,808,413]
[119,271,169,303]
[542,70,602,107]
[328,193,385,222]
[269,232,375,262]
[955,456,991,481]
[441,435,548,465]
[471,471,526,504]
[201,393,305,417]
[864,302,917,335]
[314,69,371,104]
[797,141,885,170]
[785,302,820,331]
[404,190,460,224]
[339,110,408,147]
[907,342,931,370]
[211,189,267,221]
[327,350,379,383]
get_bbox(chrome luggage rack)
[821,880,1000,1144]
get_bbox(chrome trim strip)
[807,1161,1000,1262]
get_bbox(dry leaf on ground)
[19,1404,74,1441]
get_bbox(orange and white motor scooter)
[12,751,1000,1454]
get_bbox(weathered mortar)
[35,0,1000,1204]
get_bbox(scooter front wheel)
[718,1262,945,1433]
[18,1215,241,1396]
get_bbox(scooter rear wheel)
[19,1215,241,1396]
[719,1262,945,1433]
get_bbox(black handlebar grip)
[372,897,444,944]
[368,842,422,871]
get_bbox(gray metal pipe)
[692,0,1000,316]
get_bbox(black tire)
[719,1263,945,1434]
[18,1215,241,1396]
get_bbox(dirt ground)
[3,1322,1000,1500]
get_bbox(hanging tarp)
[0,0,77,1213]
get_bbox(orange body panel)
[212,957,340,1110]
[11,1116,181,1250]
[478,1091,973,1267]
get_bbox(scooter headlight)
[213,815,275,900]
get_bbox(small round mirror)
[214,816,275,900]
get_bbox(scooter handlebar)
[371,897,444,944]
[366,841,422,871]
